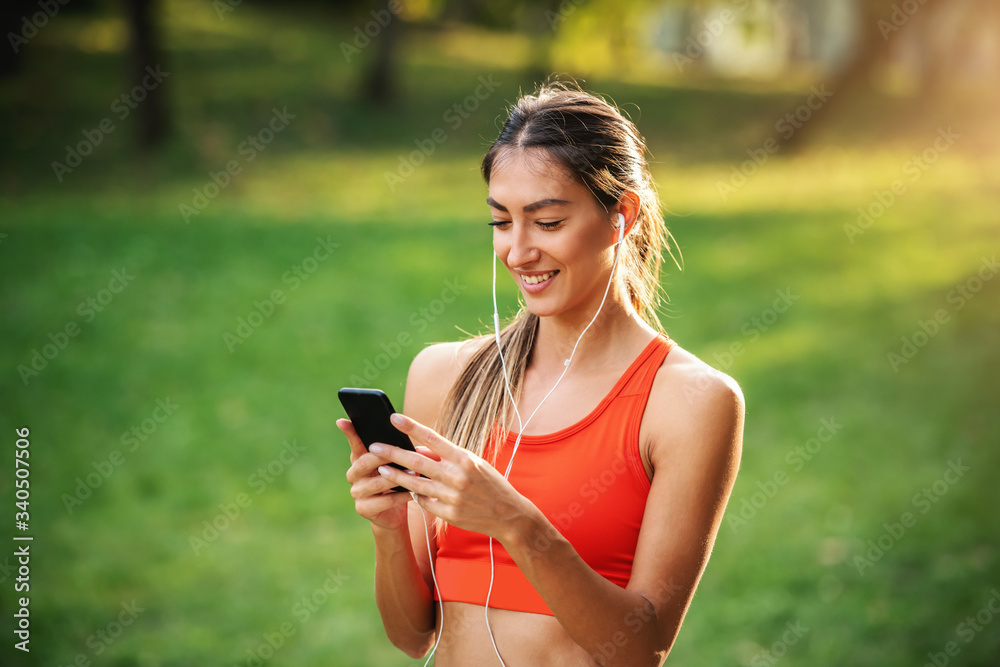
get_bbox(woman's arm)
[370,508,438,658]
[338,341,471,658]
[339,416,437,658]
[503,363,745,665]
[376,357,744,666]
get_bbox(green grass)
[2,1,999,665]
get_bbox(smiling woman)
[338,80,745,666]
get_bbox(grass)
[1,1,999,665]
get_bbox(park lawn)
[2,1,999,665]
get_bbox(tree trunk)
[783,0,958,151]
[0,1,33,77]
[125,0,170,150]
[360,6,401,106]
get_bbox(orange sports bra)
[433,333,675,616]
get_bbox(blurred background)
[1,0,998,665]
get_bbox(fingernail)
[390,413,404,427]
[369,443,384,455]
[377,466,390,476]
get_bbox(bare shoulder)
[644,343,745,470]
[403,336,492,430]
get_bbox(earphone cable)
[417,495,444,667]
[483,221,625,665]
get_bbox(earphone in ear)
[616,213,625,245]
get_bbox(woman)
[338,81,744,666]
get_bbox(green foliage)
[1,1,998,666]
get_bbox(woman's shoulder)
[644,340,745,465]
[408,335,493,386]
[656,342,743,405]
[403,336,493,428]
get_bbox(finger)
[346,451,398,484]
[337,418,369,460]
[354,488,411,515]
[370,443,438,479]
[390,413,461,459]
[376,463,441,499]
[414,446,442,462]
[351,471,410,500]
[409,490,440,516]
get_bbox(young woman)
[338,82,744,666]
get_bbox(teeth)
[523,271,556,285]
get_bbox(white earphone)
[419,211,629,666]
[487,210,627,664]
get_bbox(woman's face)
[487,148,620,322]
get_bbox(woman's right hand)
[338,418,413,531]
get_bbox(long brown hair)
[438,80,679,462]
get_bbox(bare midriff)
[432,601,597,666]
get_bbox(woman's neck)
[529,291,654,377]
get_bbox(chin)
[519,294,567,320]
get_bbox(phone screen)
[338,388,415,491]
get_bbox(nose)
[501,222,540,268]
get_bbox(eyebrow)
[486,197,571,213]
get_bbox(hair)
[437,80,679,464]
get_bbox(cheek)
[492,234,508,262]
[566,235,607,270]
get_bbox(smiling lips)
[521,270,558,286]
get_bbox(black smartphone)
[338,388,415,492]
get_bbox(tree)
[124,0,170,149]
[360,3,401,106]
[785,0,1000,147]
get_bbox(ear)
[612,191,641,240]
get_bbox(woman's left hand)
[370,413,532,542]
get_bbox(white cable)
[415,492,444,667]
[420,220,625,665]
[485,248,523,666]
[483,217,626,665]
